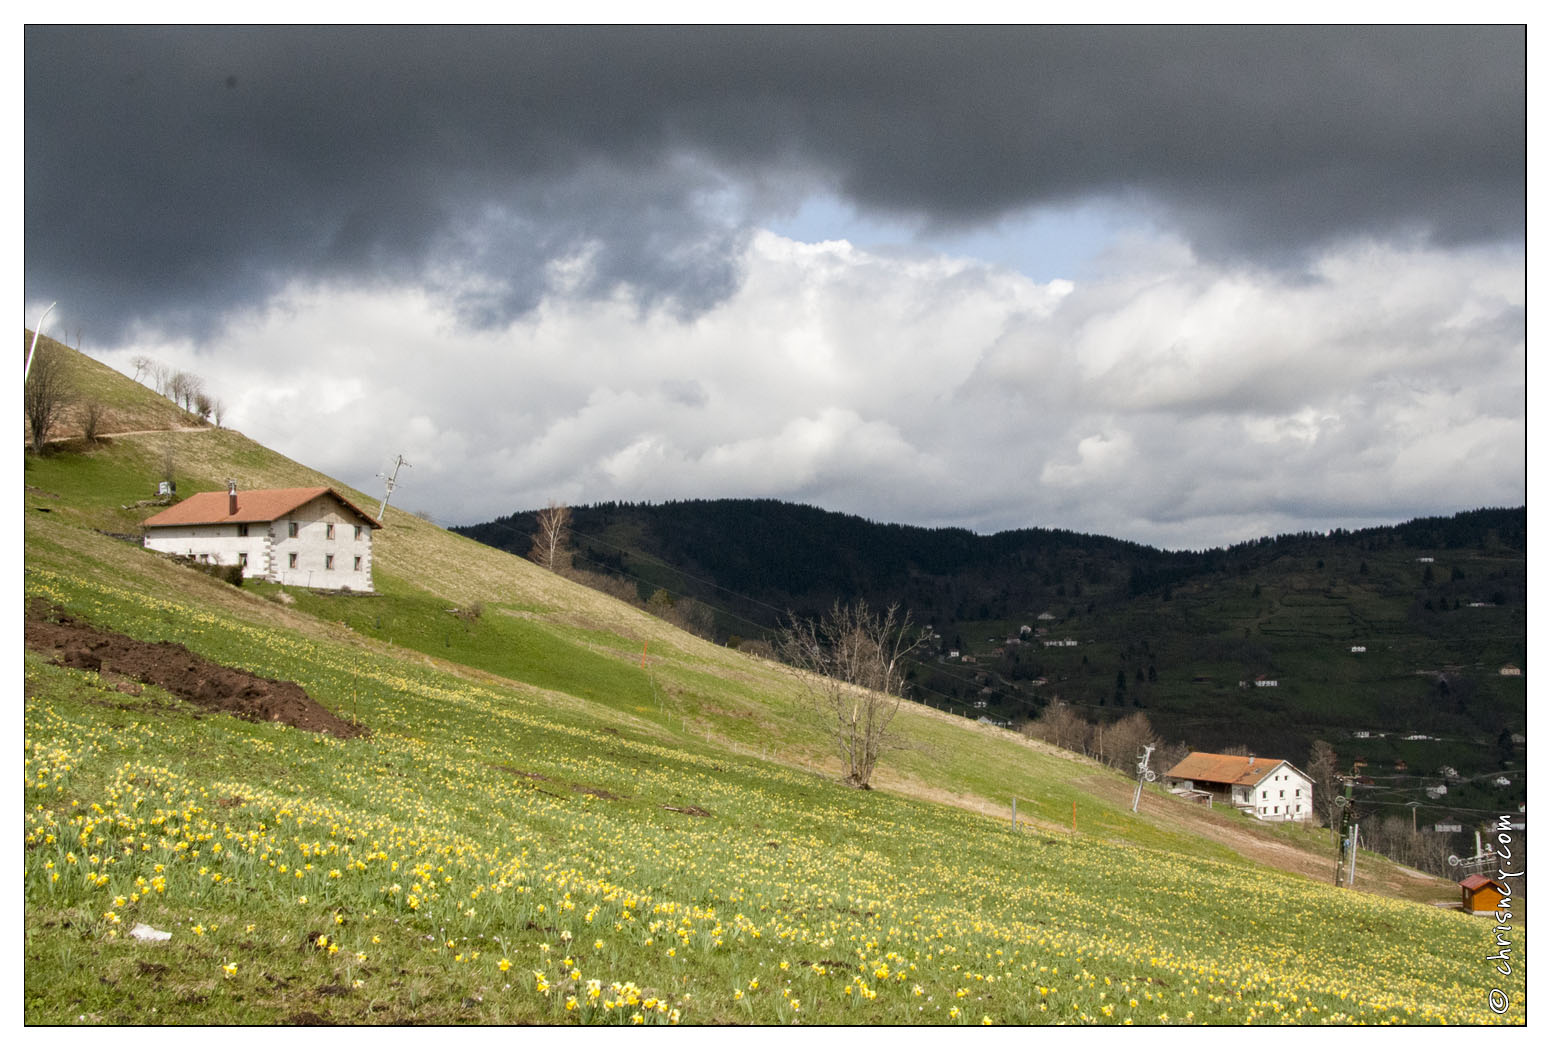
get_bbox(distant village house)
[142,484,381,592]
[1163,752,1315,822]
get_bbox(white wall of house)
[267,494,373,592]
[144,493,374,592]
[1175,766,1314,822]
[1248,763,1314,822]
[144,524,273,579]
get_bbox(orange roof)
[142,487,382,529]
[1460,874,1505,892]
[1163,751,1301,787]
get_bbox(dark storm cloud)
[26,25,1524,337]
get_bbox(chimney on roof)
[227,480,238,516]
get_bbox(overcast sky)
[24,26,1525,550]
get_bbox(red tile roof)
[142,487,382,529]
[1460,874,1505,892]
[1163,751,1302,787]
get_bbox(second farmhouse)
[1163,751,1315,822]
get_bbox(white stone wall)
[144,525,272,579]
[268,494,373,591]
[144,493,374,592]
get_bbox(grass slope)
[21,343,1523,1025]
[465,500,1526,814]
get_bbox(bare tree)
[673,596,717,640]
[129,354,156,385]
[1024,700,1092,754]
[168,370,205,411]
[168,371,191,408]
[1105,711,1156,772]
[194,390,214,420]
[80,401,107,443]
[151,361,172,396]
[531,502,572,571]
[211,398,226,427]
[24,342,68,454]
[1152,739,1191,779]
[1307,740,1342,828]
[777,600,925,789]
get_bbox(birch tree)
[531,502,572,572]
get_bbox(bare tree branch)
[80,401,107,443]
[24,343,68,455]
[777,600,925,789]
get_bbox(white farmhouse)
[1163,752,1315,822]
[142,484,381,592]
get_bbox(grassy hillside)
[22,341,1523,1025]
[24,330,204,443]
[459,499,1527,833]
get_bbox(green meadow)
[22,341,1525,1024]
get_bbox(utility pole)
[1335,779,1355,886]
[1335,760,1365,887]
[1407,800,1421,833]
[1131,743,1157,813]
[377,454,412,521]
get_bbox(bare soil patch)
[25,602,367,739]
[663,804,712,818]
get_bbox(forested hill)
[455,499,1524,634]
[456,501,1526,820]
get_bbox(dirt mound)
[25,603,367,739]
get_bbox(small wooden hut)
[1459,874,1506,915]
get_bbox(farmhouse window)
[238,553,248,568]
[354,556,362,571]
[326,524,336,540]
[237,524,249,537]
[289,521,299,538]
[289,553,298,569]
[354,525,363,540]
[326,555,335,570]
